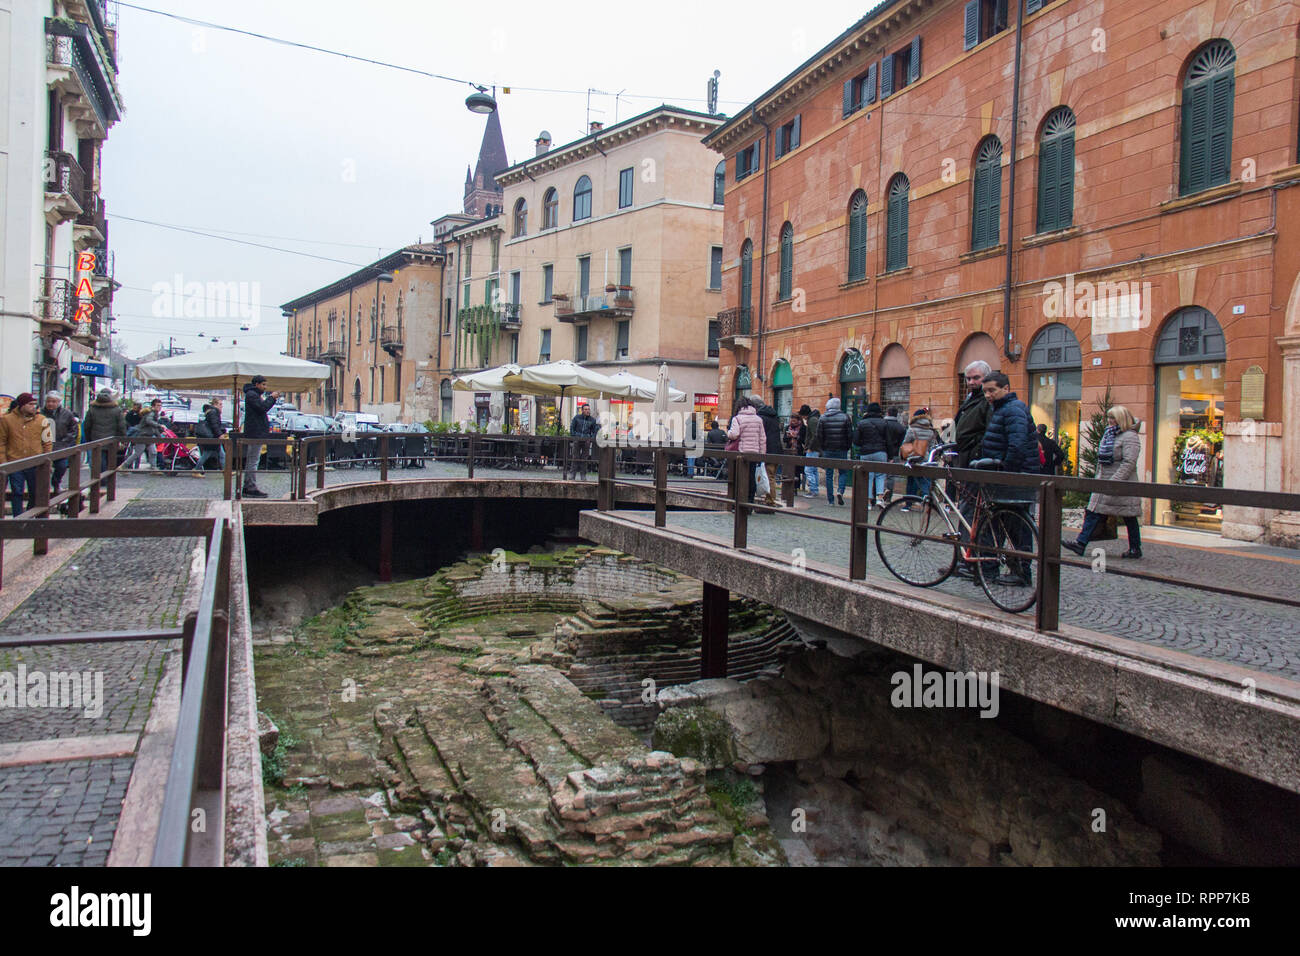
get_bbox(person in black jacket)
[818,398,853,505]
[1036,424,1065,475]
[853,402,892,507]
[976,372,1040,585]
[241,375,278,497]
[198,398,227,472]
[756,403,782,508]
[566,403,599,479]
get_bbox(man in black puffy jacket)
[817,398,853,505]
[976,372,1039,585]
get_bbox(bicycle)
[873,442,1040,613]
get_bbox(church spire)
[463,109,509,218]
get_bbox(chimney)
[534,130,552,156]
[589,121,603,134]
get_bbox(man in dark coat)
[802,405,821,497]
[818,397,853,505]
[755,402,782,507]
[976,372,1040,585]
[42,392,79,494]
[241,375,279,497]
[954,361,992,468]
[199,398,228,472]
[566,402,599,479]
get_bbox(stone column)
[1268,334,1300,547]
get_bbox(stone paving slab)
[615,503,1300,681]
[0,756,132,866]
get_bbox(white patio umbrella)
[653,364,673,441]
[605,368,687,403]
[450,363,523,392]
[503,360,629,428]
[136,346,330,428]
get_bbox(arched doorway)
[954,333,1000,410]
[732,365,753,417]
[1153,306,1227,530]
[838,349,867,424]
[772,360,793,425]
[879,344,910,414]
[353,377,362,413]
[1026,323,1082,472]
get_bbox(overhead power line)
[111,214,369,265]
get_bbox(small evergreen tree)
[1078,386,1115,479]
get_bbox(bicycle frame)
[906,445,1005,562]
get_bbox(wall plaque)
[1241,365,1265,419]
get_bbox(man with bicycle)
[976,371,1041,587]
[951,361,992,578]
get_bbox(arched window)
[1026,323,1083,472]
[972,136,1003,251]
[1036,107,1076,233]
[772,359,794,424]
[838,349,868,423]
[714,160,726,205]
[573,175,593,221]
[886,174,909,272]
[512,198,527,237]
[847,190,868,281]
[778,222,794,300]
[740,239,753,332]
[733,365,753,412]
[542,188,558,229]
[1180,40,1235,196]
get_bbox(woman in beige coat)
[1065,405,1144,558]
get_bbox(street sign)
[71,361,108,377]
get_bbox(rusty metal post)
[88,448,101,514]
[467,432,476,479]
[316,437,326,491]
[1036,480,1061,631]
[68,449,82,517]
[32,461,50,555]
[734,456,749,549]
[654,449,667,527]
[850,467,868,580]
[379,434,389,483]
[701,581,729,678]
[105,444,117,503]
[222,437,233,501]
[378,500,393,582]
[470,498,485,551]
[296,439,308,500]
[597,444,614,510]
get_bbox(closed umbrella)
[653,364,673,442]
[605,368,686,403]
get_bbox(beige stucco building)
[445,106,726,433]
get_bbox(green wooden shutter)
[909,36,922,84]
[1208,70,1234,188]
[790,115,800,150]
[881,53,895,98]
[866,62,878,104]
[843,80,856,118]
[1181,82,1210,194]
[1058,129,1075,228]
[887,182,908,271]
[964,0,980,50]
[1025,0,1044,14]
[848,196,867,280]
[1036,137,1059,232]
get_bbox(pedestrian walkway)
[614,494,1300,681]
[0,495,207,866]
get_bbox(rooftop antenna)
[586,88,608,131]
[707,70,720,116]
[614,89,626,123]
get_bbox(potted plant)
[605,283,617,293]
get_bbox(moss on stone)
[651,706,737,768]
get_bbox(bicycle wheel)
[875,495,958,587]
[973,506,1039,613]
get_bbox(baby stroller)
[156,425,202,473]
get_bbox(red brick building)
[705,0,1300,543]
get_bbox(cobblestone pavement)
[0,496,204,866]
[0,758,131,866]
[621,498,1300,680]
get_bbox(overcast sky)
[106,0,867,359]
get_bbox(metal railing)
[716,307,752,338]
[587,444,1300,632]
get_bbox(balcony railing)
[554,287,635,323]
[716,307,753,343]
[76,191,107,242]
[319,340,345,361]
[502,302,522,329]
[305,345,319,360]
[46,19,122,133]
[380,325,404,354]
[40,277,76,331]
[44,149,85,198]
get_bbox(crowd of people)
[687,359,1145,562]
